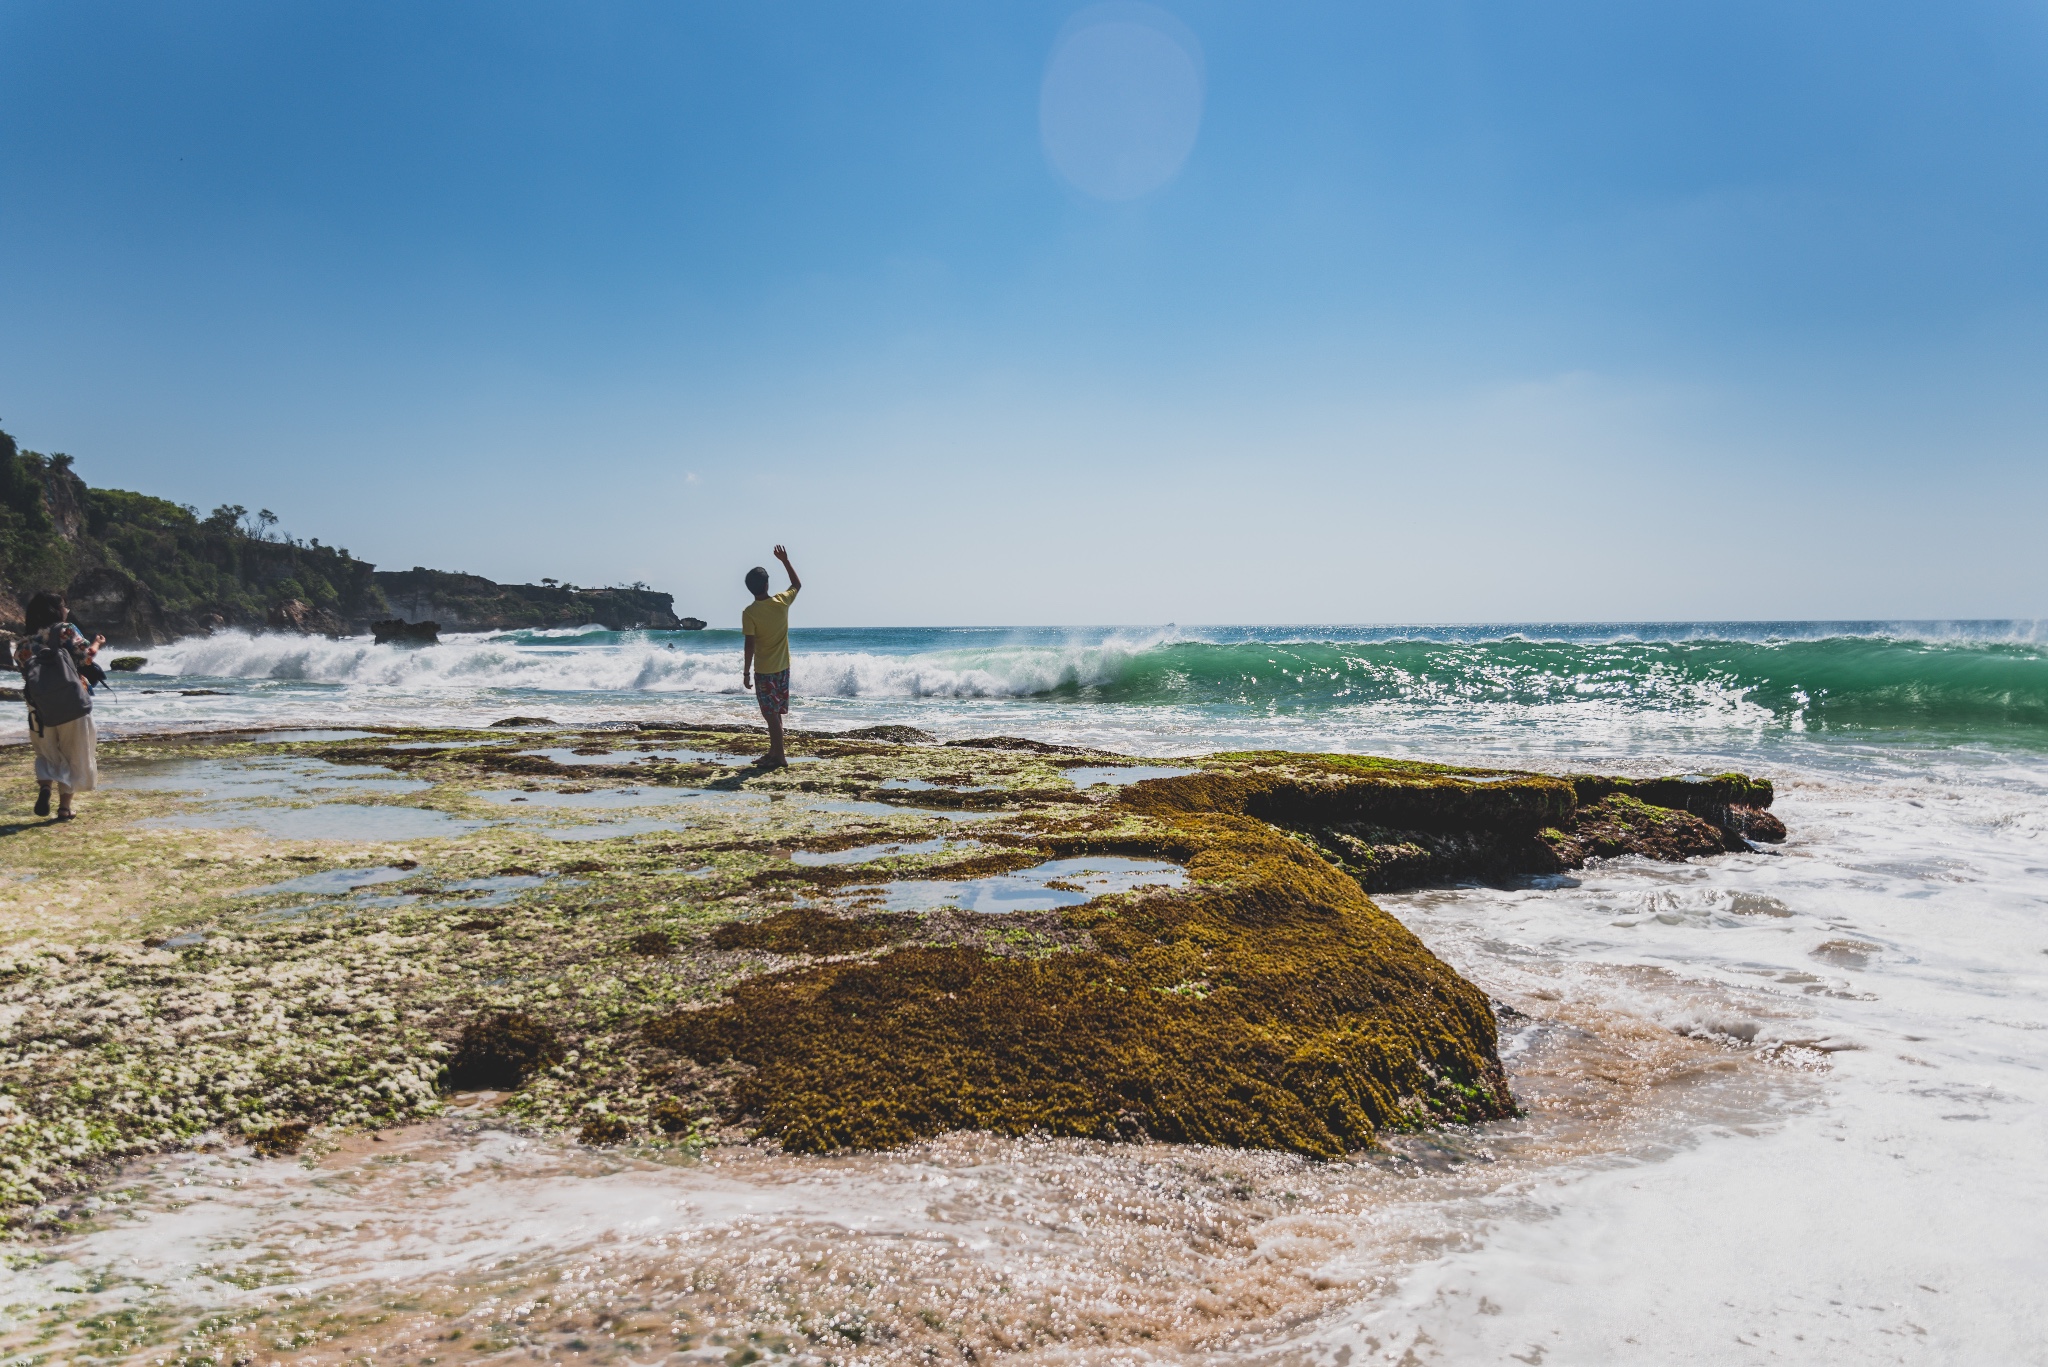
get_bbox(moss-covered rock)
[648,812,1512,1156]
[1180,753,1785,891]
[444,1010,563,1091]
[1543,794,1729,865]
[0,722,1783,1218]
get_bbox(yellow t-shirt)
[741,586,799,674]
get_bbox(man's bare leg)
[762,708,787,768]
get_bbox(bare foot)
[756,755,788,770]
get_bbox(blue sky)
[2,1,2045,625]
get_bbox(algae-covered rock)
[445,1011,562,1090]
[0,722,1784,1217]
[648,813,1515,1157]
[841,724,936,744]
[1543,793,1728,865]
[1174,754,1786,890]
[246,1118,311,1157]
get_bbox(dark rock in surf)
[489,715,556,727]
[1716,804,1787,846]
[1546,794,1729,864]
[844,725,937,744]
[372,618,439,646]
[678,617,707,631]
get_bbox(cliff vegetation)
[0,427,682,643]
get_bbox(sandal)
[56,807,74,822]
[33,788,49,817]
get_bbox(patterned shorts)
[754,668,790,716]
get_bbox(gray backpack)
[22,628,90,730]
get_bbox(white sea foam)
[138,629,1162,699]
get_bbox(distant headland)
[0,428,690,645]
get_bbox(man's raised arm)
[775,544,801,593]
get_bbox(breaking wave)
[129,623,2048,735]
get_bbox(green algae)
[1162,752,1783,892]
[1545,793,1729,863]
[0,722,1781,1221]
[648,810,1514,1156]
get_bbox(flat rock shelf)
[0,723,1782,1221]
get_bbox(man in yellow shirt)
[740,544,801,768]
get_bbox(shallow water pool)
[791,837,964,866]
[1063,765,1198,788]
[142,805,486,841]
[868,856,1186,913]
[472,787,698,809]
[544,817,695,842]
[112,756,488,839]
[111,756,427,801]
[235,865,422,897]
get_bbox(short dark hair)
[23,590,67,633]
[745,566,770,595]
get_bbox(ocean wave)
[140,631,1162,701]
[134,629,2048,731]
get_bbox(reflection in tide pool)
[872,855,1185,912]
[516,746,756,767]
[544,817,694,842]
[234,864,419,897]
[110,755,425,800]
[1063,764,1197,787]
[473,786,692,809]
[140,803,483,841]
[791,837,962,866]
[113,755,486,840]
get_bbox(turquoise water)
[81,620,2048,751]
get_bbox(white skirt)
[30,713,98,794]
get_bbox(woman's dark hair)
[745,566,770,595]
[23,590,67,633]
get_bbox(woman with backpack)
[14,591,104,820]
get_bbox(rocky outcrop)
[648,791,1517,1157]
[266,598,346,637]
[63,565,165,645]
[1116,754,1784,893]
[373,568,680,632]
[0,426,698,644]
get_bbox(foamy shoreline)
[0,691,2041,1362]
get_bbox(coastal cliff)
[374,567,679,633]
[0,428,683,642]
